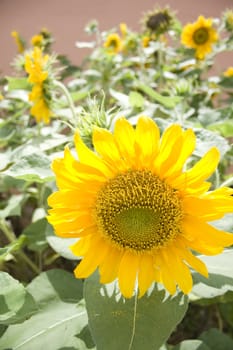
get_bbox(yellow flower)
[181,16,218,60]
[31,34,44,47]
[11,31,25,53]
[223,66,233,77]
[25,47,49,84]
[47,116,233,298]
[30,97,52,124]
[25,47,52,124]
[120,23,127,38]
[142,36,151,48]
[103,33,123,54]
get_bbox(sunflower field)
[0,6,233,350]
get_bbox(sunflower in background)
[142,7,174,36]
[47,116,233,299]
[25,47,54,124]
[181,16,218,60]
[103,33,123,54]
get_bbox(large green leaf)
[0,270,94,349]
[84,272,188,350]
[4,153,54,183]
[191,250,233,300]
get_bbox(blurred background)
[1,0,232,74]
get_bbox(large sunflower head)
[142,7,174,36]
[181,15,219,60]
[47,116,233,298]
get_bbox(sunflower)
[223,66,233,77]
[47,116,233,298]
[142,7,174,36]
[25,47,53,124]
[181,16,218,60]
[103,33,123,54]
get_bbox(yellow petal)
[135,116,160,168]
[165,129,196,178]
[173,148,220,190]
[138,254,155,298]
[153,124,182,174]
[74,131,113,177]
[167,247,193,294]
[183,215,233,247]
[114,117,135,164]
[118,251,139,298]
[74,236,108,278]
[157,252,177,294]
[99,246,123,284]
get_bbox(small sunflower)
[142,7,173,36]
[31,34,44,47]
[47,116,233,298]
[223,66,233,77]
[181,16,218,60]
[103,33,123,54]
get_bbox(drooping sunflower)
[181,15,218,60]
[47,116,233,298]
[142,7,174,36]
[103,33,123,54]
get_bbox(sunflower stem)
[54,80,77,125]
[220,176,233,188]
[0,219,40,275]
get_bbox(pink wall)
[1,0,232,75]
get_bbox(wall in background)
[1,0,232,74]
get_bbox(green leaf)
[3,152,54,183]
[209,121,233,137]
[194,128,230,158]
[6,77,32,91]
[219,301,233,327]
[84,272,188,350]
[0,194,25,219]
[22,218,48,252]
[0,270,94,349]
[199,328,233,350]
[191,250,233,301]
[0,235,26,262]
[136,82,182,108]
[129,91,145,109]
[0,272,26,323]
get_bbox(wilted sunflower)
[47,116,233,298]
[103,33,123,54]
[142,7,174,35]
[181,15,218,60]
